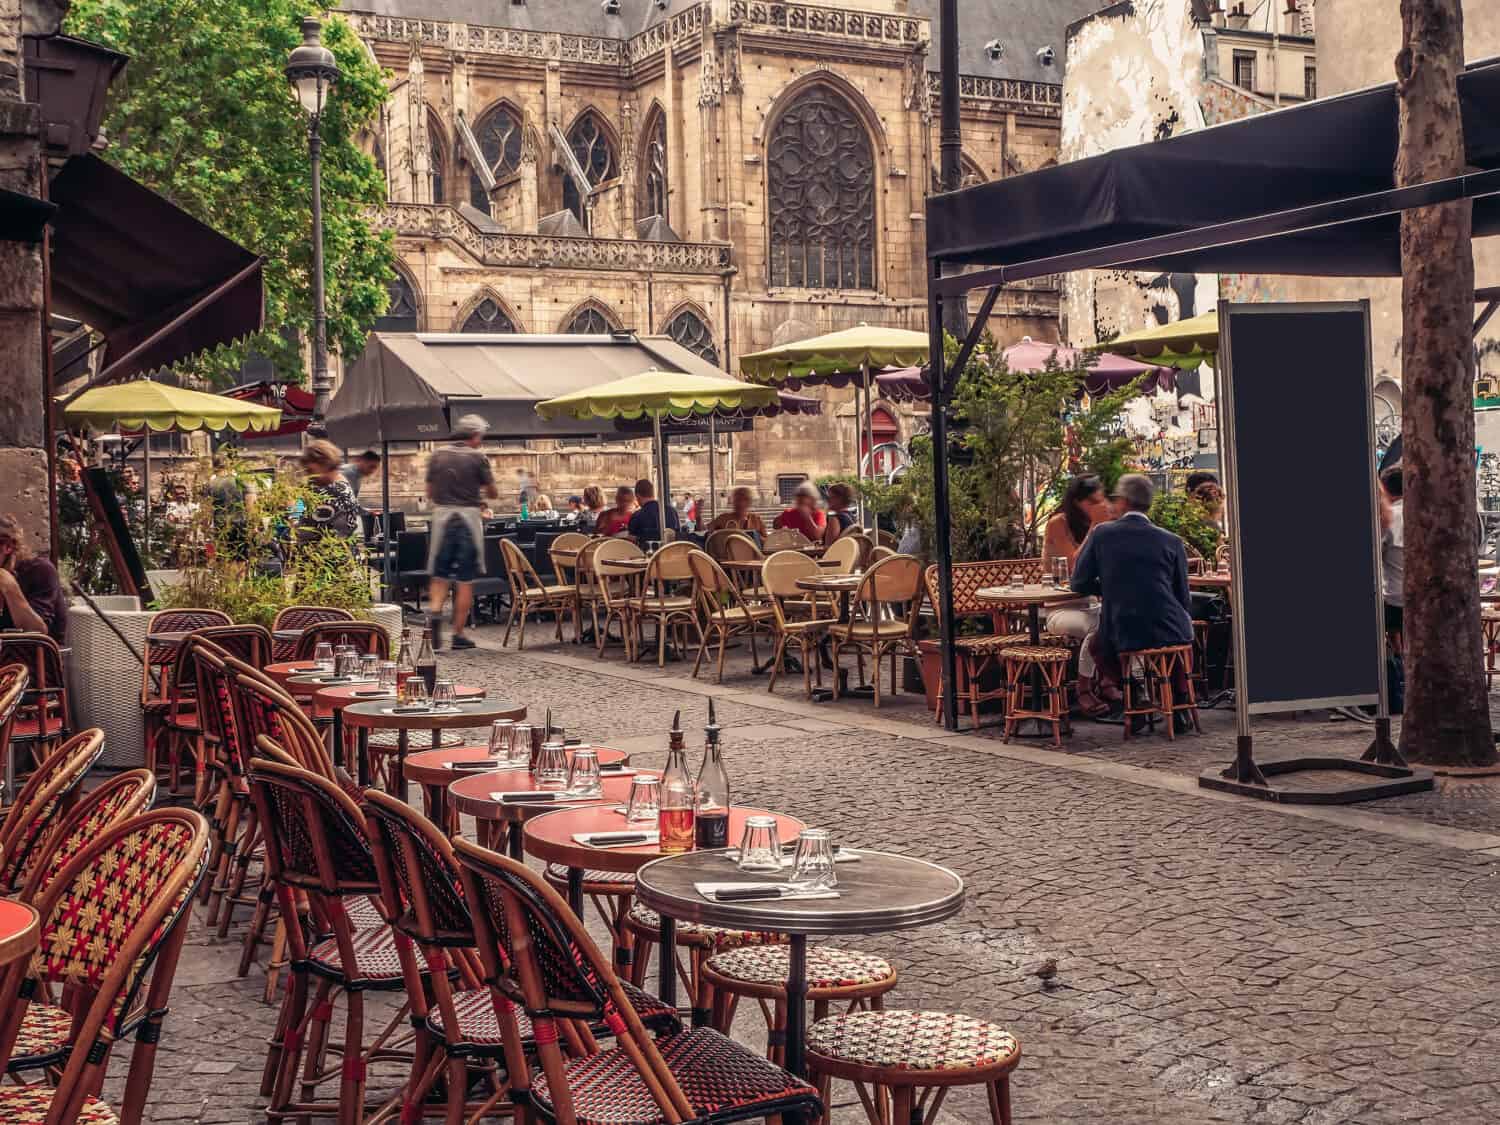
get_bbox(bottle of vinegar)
[694,700,730,849]
[416,627,438,693]
[659,711,695,854]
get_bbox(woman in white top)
[1042,474,1115,715]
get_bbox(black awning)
[926,57,1500,278]
[0,187,56,243]
[48,154,264,384]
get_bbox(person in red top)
[773,481,826,542]
[595,486,637,537]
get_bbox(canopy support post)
[707,415,717,526]
[950,286,1001,380]
[142,430,151,559]
[928,263,960,731]
[380,440,393,603]
[654,413,668,543]
[861,361,877,529]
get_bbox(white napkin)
[722,849,861,868]
[694,882,840,902]
[573,830,661,847]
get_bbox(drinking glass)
[789,828,838,890]
[360,654,379,681]
[535,741,569,789]
[488,720,515,763]
[376,661,398,693]
[402,676,429,708]
[336,651,359,678]
[314,643,335,673]
[626,775,661,822]
[1008,572,1024,592]
[736,816,782,873]
[432,679,457,710]
[566,749,603,797]
[1052,557,1071,589]
[509,724,535,767]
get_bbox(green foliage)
[65,0,395,384]
[1148,492,1222,560]
[859,335,1138,562]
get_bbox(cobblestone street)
[119,624,1500,1123]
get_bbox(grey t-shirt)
[339,463,362,498]
[1382,501,1404,607]
[427,444,495,508]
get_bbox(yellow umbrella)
[62,379,283,433]
[537,371,778,541]
[1093,310,1219,370]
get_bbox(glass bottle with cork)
[694,699,730,849]
[415,626,438,693]
[658,710,695,854]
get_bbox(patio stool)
[702,945,897,1067]
[624,902,788,1026]
[1120,644,1200,740]
[806,1009,1021,1125]
[999,645,1072,747]
[935,633,1029,730]
[1484,610,1500,688]
[544,863,638,971]
[1192,619,1211,694]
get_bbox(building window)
[428,110,447,204]
[469,104,525,209]
[1233,51,1256,91]
[462,297,515,333]
[1304,63,1317,100]
[564,306,614,334]
[562,112,618,223]
[375,274,419,333]
[640,109,668,222]
[666,308,718,365]
[768,85,876,290]
[776,474,809,504]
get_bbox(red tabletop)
[0,898,39,967]
[523,804,806,875]
[447,759,638,824]
[311,682,484,718]
[408,744,627,789]
[263,660,323,687]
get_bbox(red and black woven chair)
[142,609,230,788]
[453,838,822,1125]
[247,757,411,1125]
[293,620,391,662]
[160,624,271,803]
[0,633,71,770]
[0,808,208,1125]
[0,662,28,807]
[272,605,355,662]
[0,728,104,895]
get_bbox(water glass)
[566,748,603,797]
[789,828,838,891]
[313,643,335,673]
[360,654,379,681]
[509,724,534,767]
[432,679,457,709]
[1008,572,1025,592]
[535,741,569,789]
[488,720,515,763]
[376,661,398,693]
[626,774,661,822]
[1052,557,1071,589]
[335,650,360,678]
[402,675,429,708]
[736,815,782,873]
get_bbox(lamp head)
[286,17,339,117]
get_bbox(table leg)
[330,709,343,771]
[356,729,369,789]
[507,821,524,862]
[784,934,808,1078]
[566,867,584,917]
[657,914,677,1010]
[396,728,409,799]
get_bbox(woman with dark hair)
[1042,475,1114,716]
[298,439,362,539]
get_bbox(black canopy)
[927,57,1500,280]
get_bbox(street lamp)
[286,16,339,436]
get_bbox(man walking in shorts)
[426,414,498,649]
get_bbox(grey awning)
[327,331,732,446]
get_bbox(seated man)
[1070,473,1194,729]
[627,478,680,544]
[708,486,767,538]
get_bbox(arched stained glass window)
[564,306,614,335]
[427,109,448,204]
[666,308,717,365]
[469,104,525,209]
[375,273,419,332]
[641,109,668,221]
[767,86,876,290]
[562,112,617,223]
[462,297,516,333]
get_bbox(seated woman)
[773,481,825,542]
[298,438,362,539]
[531,493,554,513]
[594,485,637,538]
[821,482,858,546]
[577,485,606,532]
[1042,474,1114,715]
[708,486,767,538]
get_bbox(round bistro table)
[794,573,872,697]
[447,762,639,856]
[411,744,629,830]
[0,898,38,969]
[975,585,1082,736]
[342,697,524,792]
[262,660,323,689]
[310,681,486,778]
[635,850,963,1082]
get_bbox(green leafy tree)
[65,0,395,384]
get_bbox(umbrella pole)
[654,413,667,543]
[707,415,717,525]
[862,360,878,530]
[380,440,393,602]
[142,430,150,558]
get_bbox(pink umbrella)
[876,337,1174,401]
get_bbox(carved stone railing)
[376,203,733,274]
[727,1,926,47]
[347,12,625,66]
[928,73,1063,117]
[624,5,708,65]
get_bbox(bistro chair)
[689,549,774,684]
[293,619,390,661]
[831,554,924,707]
[805,1009,1022,1125]
[921,564,1030,731]
[1119,645,1201,740]
[1484,607,1500,689]
[0,808,209,1125]
[0,728,104,894]
[823,535,863,575]
[453,839,823,1125]
[162,624,271,803]
[0,632,70,770]
[593,538,646,660]
[704,528,740,562]
[550,531,593,642]
[14,768,155,906]
[764,551,838,700]
[629,541,703,668]
[0,661,28,805]
[723,532,769,602]
[624,903,787,1030]
[869,545,896,564]
[574,538,608,645]
[764,527,813,552]
[142,609,230,790]
[542,863,641,974]
[272,605,355,661]
[500,537,576,649]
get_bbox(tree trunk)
[1396,0,1495,766]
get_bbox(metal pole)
[937,0,968,342]
[309,111,332,436]
[862,360,878,530]
[928,264,959,730]
[380,440,393,601]
[853,375,867,528]
[653,414,668,542]
[707,415,717,525]
[142,432,151,559]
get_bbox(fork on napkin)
[694,882,840,903]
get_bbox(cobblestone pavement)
[107,623,1500,1123]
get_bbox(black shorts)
[433,516,478,583]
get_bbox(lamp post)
[286,16,339,436]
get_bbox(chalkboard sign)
[82,466,152,604]
[1219,302,1381,712]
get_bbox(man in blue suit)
[1070,473,1195,729]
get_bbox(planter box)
[367,602,403,653]
[67,597,152,769]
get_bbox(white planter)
[145,569,184,598]
[67,597,152,769]
[367,602,404,654]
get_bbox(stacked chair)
[271,605,354,662]
[0,729,104,894]
[0,633,71,770]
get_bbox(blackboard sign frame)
[1217,300,1388,723]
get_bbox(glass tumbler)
[376,661,398,693]
[535,741,569,788]
[736,816,782,873]
[402,676,429,708]
[314,643,335,673]
[1053,556,1071,589]
[566,749,603,797]
[432,679,457,709]
[360,654,380,681]
[790,828,838,890]
[488,720,515,763]
[626,774,661,822]
[508,724,534,766]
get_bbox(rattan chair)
[722,532,769,602]
[1120,645,1201,739]
[293,620,390,661]
[141,609,230,791]
[629,541,703,667]
[0,632,70,769]
[592,538,645,660]
[0,809,208,1125]
[823,535,863,575]
[831,554,924,707]
[549,532,593,643]
[453,839,822,1125]
[500,538,576,649]
[163,625,271,804]
[0,662,27,807]
[574,538,608,645]
[14,768,155,906]
[272,605,355,661]
[764,527,814,552]
[0,728,104,894]
[763,551,838,699]
[689,550,773,683]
